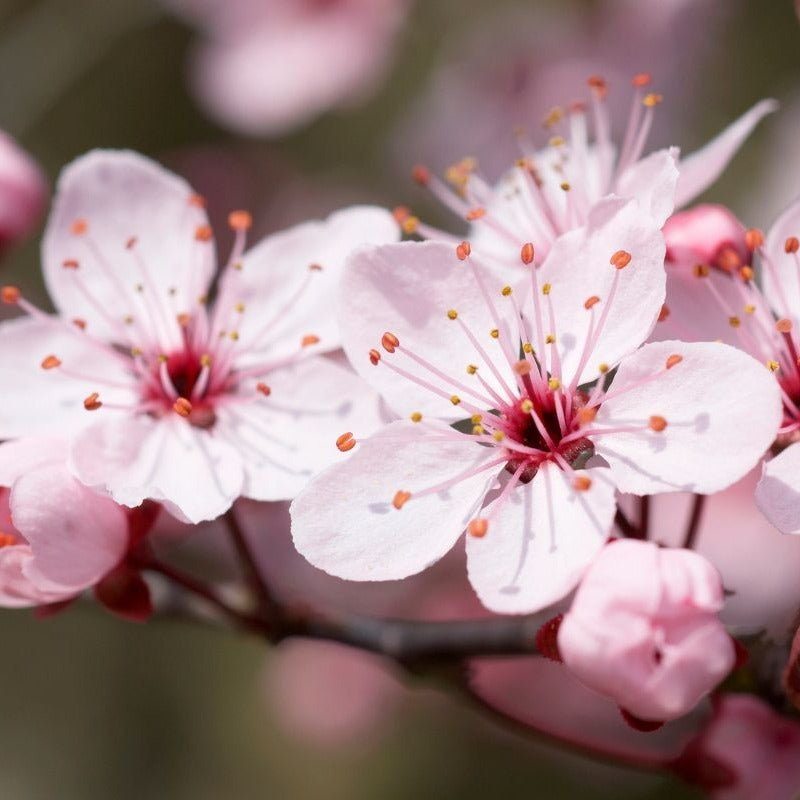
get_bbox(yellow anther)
[767,360,780,372]
[545,334,555,344]
[450,395,461,405]
[543,107,564,128]
[599,362,609,374]
[229,331,239,341]
[523,342,533,354]
[490,328,500,339]
[643,92,663,107]
[131,347,142,357]
[745,304,756,315]
[548,377,561,390]
[549,136,565,147]
[471,414,482,424]
[235,302,245,313]
[493,430,505,442]
[560,182,571,191]
[472,425,484,435]
[542,283,551,295]
[447,309,458,320]
[520,399,533,413]
[200,353,211,367]
[466,364,478,375]
[729,316,741,328]
[501,286,513,296]
[410,412,422,423]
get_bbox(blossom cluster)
[2,74,800,796]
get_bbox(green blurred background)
[0,0,798,797]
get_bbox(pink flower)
[0,150,397,523]
[167,0,408,136]
[557,539,735,722]
[674,695,800,799]
[0,437,129,608]
[291,197,781,613]
[0,130,47,250]
[654,204,748,344]
[407,80,775,270]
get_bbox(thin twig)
[683,494,706,549]
[615,507,639,539]
[640,495,650,540]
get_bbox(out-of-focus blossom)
[292,197,781,614]
[405,84,773,272]
[263,639,404,748]
[673,695,800,799]
[0,437,129,608]
[393,0,739,178]
[558,539,735,722]
[0,131,47,251]
[166,0,409,136]
[0,150,397,523]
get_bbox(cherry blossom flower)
[673,695,800,799]
[291,196,781,613]
[0,150,397,524]
[557,539,735,723]
[403,78,775,269]
[0,130,47,251]
[0,437,129,608]
[166,0,409,136]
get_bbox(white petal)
[675,100,778,208]
[536,196,666,386]
[42,150,215,349]
[596,340,782,494]
[0,316,137,439]
[216,355,387,501]
[614,147,680,228]
[756,444,800,535]
[762,196,800,323]
[466,463,616,614]
[291,422,502,581]
[340,240,518,419]
[69,415,245,524]
[228,206,399,365]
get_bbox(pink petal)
[290,422,502,581]
[0,436,69,486]
[0,130,47,248]
[215,354,387,502]
[536,197,666,386]
[0,545,68,607]
[0,316,137,439]
[674,99,778,208]
[596,340,782,494]
[69,415,244,524]
[755,442,800,535]
[615,147,680,227]
[42,150,215,346]
[465,462,616,614]
[228,206,398,365]
[10,462,128,590]
[762,196,800,324]
[339,240,517,419]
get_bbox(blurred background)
[0,0,799,797]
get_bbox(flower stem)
[683,494,706,549]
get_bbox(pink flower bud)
[663,204,747,272]
[558,539,735,722]
[673,695,800,798]
[0,131,47,249]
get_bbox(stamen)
[301,334,320,347]
[336,432,356,452]
[256,382,271,396]
[173,397,192,417]
[393,490,411,509]
[468,518,489,538]
[648,415,667,432]
[1,286,20,304]
[610,250,632,269]
[84,392,102,411]
[41,355,61,370]
[228,210,252,231]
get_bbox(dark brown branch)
[683,494,706,549]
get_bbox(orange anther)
[693,263,710,278]
[455,241,471,260]
[393,490,411,510]
[70,218,88,235]
[466,208,486,221]
[643,93,663,107]
[658,304,670,322]
[72,318,87,330]
[573,475,592,491]
[308,262,323,271]
[666,354,683,369]
[392,205,411,223]
[401,216,419,235]
[336,432,356,452]
[0,532,16,548]
[228,210,252,231]
[786,236,800,254]
[577,406,597,425]
[584,295,600,310]
[173,397,192,417]
[1,286,20,304]
[587,75,608,98]
[194,225,213,242]
[301,334,320,347]
[739,265,754,282]
[745,228,764,251]
[412,165,430,186]
[84,392,102,411]
[62,259,79,270]
[649,415,667,432]
[125,236,137,250]
[256,382,271,396]
[381,332,400,353]
[41,355,61,370]
[610,250,632,269]
[716,246,741,272]
[188,193,206,208]
[777,318,793,333]
[632,72,652,88]
[369,348,381,366]
[520,242,535,265]
[468,518,489,538]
